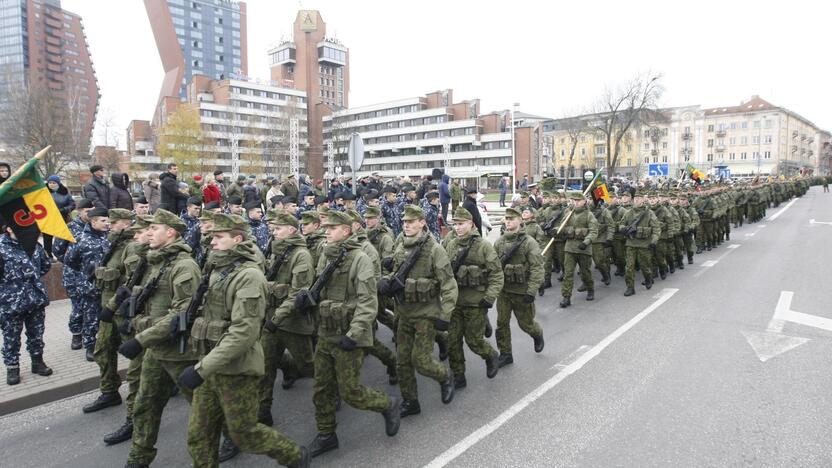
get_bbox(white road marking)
[809,219,832,226]
[701,260,717,267]
[745,232,756,237]
[550,345,592,370]
[758,224,767,228]
[727,244,740,249]
[766,291,792,333]
[423,288,679,468]
[741,331,809,363]
[767,198,798,221]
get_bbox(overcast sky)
[62,0,832,149]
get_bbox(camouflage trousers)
[94,317,142,418]
[652,239,671,273]
[682,231,695,258]
[313,338,390,434]
[672,235,686,263]
[128,353,194,465]
[366,321,397,371]
[541,237,555,276]
[259,329,315,413]
[77,294,101,350]
[591,242,611,275]
[188,373,302,468]
[68,295,83,336]
[562,251,594,298]
[0,307,45,367]
[625,246,653,289]
[448,305,496,376]
[611,237,627,271]
[496,292,543,356]
[397,317,449,401]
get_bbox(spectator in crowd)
[439,174,451,222]
[158,163,188,214]
[83,165,111,209]
[46,175,75,258]
[202,177,222,205]
[213,170,227,202]
[142,173,161,212]
[109,173,134,210]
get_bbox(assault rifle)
[451,238,475,275]
[120,259,172,335]
[500,233,527,267]
[114,257,148,312]
[295,247,348,311]
[265,245,295,282]
[622,209,651,239]
[177,263,215,354]
[378,234,430,298]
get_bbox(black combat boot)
[602,271,611,285]
[308,432,339,457]
[83,392,122,413]
[577,284,587,292]
[217,437,240,462]
[257,407,274,427]
[695,246,704,254]
[453,374,467,389]
[31,356,53,376]
[542,277,553,289]
[70,334,82,350]
[557,273,564,282]
[399,399,421,417]
[382,396,401,437]
[483,319,493,338]
[668,263,675,274]
[440,367,455,404]
[436,334,449,361]
[586,290,595,301]
[533,335,545,353]
[659,269,667,280]
[688,254,694,265]
[497,353,513,368]
[288,446,311,468]
[624,287,635,297]
[387,364,398,386]
[6,367,20,385]
[103,418,133,445]
[559,296,571,308]
[614,265,624,277]
[677,258,684,270]
[485,352,499,378]
[644,277,654,290]
[538,286,546,297]
[124,464,149,468]
[85,347,94,362]
[281,367,298,390]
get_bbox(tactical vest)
[392,239,440,304]
[453,237,487,292]
[317,249,361,336]
[189,261,254,354]
[131,253,187,333]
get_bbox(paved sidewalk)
[0,299,126,416]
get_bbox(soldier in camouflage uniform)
[520,207,548,295]
[609,192,630,276]
[684,194,700,263]
[82,209,134,428]
[661,192,682,273]
[381,186,404,237]
[175,213,310,468]
[619,193,660,296]
[246,199,271,254]
[117,209,202,468]
[95,215,154,444]
[196,209,215,269]
[671,193,691,270]
[494,207,545,367]
[303,210,400,458]
[365,206,398,347]
[181,196,202,260]
[54,198,93,350]
[649,193,674,280]
[64,207,110,361]
[259,211,316,427]
[0,225,52,385]
[591,198,614,286]
[443,207,502,389]
[301,210,325,268]
[379,204,458,417]
[559,193,599,307]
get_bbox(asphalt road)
[1,186,830,468]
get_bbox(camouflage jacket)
[0,235,50,316]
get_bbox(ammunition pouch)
[403,277,439,303]
[94,266,121,291]
[503,263,527,284]
[317,300,353,334]
[456,264,484,288]
[189,317,230,354]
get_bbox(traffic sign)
[648,163,669,177]
[717,168,731,179]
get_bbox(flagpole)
[0,146,51,195]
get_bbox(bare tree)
[96,106,121,149]
[591,73,664,173]
[558,111,590,184]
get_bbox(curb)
[0,368,127,417]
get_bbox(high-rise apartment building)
[269,9,349,179]
[0,0,99,150]
[145,0,247,128]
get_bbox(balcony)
[716,129,726,137]
[651,149,659,156]
[716,145,726,152]
[681,132,692,141]
[791,145,798,153]
[792,130,799,138]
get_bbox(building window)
[707,139,714,147]
[708,124,714,132]
[192,21,198,28]
[730,122,736,130]
[765,151,771,159]
[218,36,223,44]
[216,17,223,25]
[753,120,760,129]
[193,59,200,67]
[662,142,667,149]
[729,153,735,160]
[764,119,773,129]
[193,40,200,48]
[741,152,747,160]
[752,136,760,144]
[764,135,772,144]
[730,137,736,145]
[741,136,748,145]
[707,154,713,162]
[742,121,748,129]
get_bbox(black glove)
[478,298,493,309]
[263,318,278,333]
[114,286,131,305]
[434,318,450,331]
[99,307,115,323]
[604,240,613,247]
[178,365,204,390]
[338,335,357,351]
[294,290,311,310]
[578,242,588,250]
[117,317,131,335]
[169,315,183,340]
[649,243,657,250]
[523,294,535,304]
[117,299,130,317]
[118,339,143,360]
[377,277,392,296]
[381,257,394,272]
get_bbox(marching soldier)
[300,210,400,457]
[683,194,699,264]
[54,197,93,351]
[364,206,397,339]
[176,213,310,468]
[117,209,201,468]
[379,205,458,416]
[590,198,614,286]
[609,193,631,276]
[444,207,503,389]
[259,211,316,426]
[64,207,110,362]
[300,210,325,267]
[559,193,599,307]
[619,193,660,296]
[650,193,674,280]
[494,207,545,367]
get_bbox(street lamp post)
[511,102,519,197]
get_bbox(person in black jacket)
[462,186,483,235]
[158,163,188,214]
[109,173,134,210]
[83,165,111,209]
[46,175,75,258]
